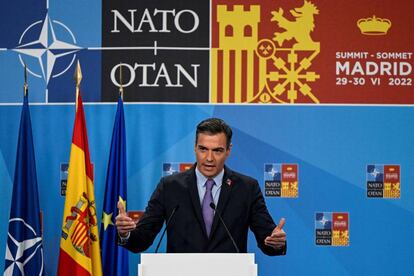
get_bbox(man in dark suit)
[116,118,286,255]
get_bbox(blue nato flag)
[4,94,44,275]
[100,95,128,275]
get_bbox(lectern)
[138,253,257,276]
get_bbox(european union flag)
[4,94,44,275]
[100,95,128,275]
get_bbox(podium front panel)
[138,253,257,276]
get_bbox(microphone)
[210,202,240,253]
[155,205,179,253]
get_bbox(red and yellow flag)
[57,94,102,276]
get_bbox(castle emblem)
[212,1,320,104]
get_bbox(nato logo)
[60,163,69,196]
[367,165,384,182]
[264,163,298,198]
[315,212,349,246]
[367,164,400,198]
[315,212,332,229]
[4,218,44,275]
[14,13,80,85]
[2,0,84,103]
[264,164,281,181]
[315,212,332,246]
[163,162,192,176]
[264,164,281,197]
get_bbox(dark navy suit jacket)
[122,165,286,256]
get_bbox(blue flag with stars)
[4,94,44,275]
[100,95,128,276]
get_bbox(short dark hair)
[195,118,232,148]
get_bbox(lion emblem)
[271,0,319,50]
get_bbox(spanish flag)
[57,94,102,275]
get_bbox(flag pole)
[74,60,82,109]
[23,62,28,97]
[119,62,124,100]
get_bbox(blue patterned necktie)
[202,179,215,237]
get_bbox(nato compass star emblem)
[4,218,44,275]
[370,168,380,178]
[13,12,81,85]
[268,166,279,178]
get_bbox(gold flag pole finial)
[23,62,28,97]
[74,60,82,108]
[119,63,124,100]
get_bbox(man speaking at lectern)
[116,118,286,255]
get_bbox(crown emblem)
[357,15,391,35]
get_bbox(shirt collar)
[195,166,224,188]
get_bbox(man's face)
[195,132,231,178]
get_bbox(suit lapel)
[186,166,208,238]
[209,167,234,239]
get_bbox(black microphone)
[210,202,240,253]
[155,205,179,253]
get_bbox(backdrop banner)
[0,0,413,275]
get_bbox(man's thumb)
[275,218,285,230]
[117,201,126,215]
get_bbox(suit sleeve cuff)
[118,231,131,245]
